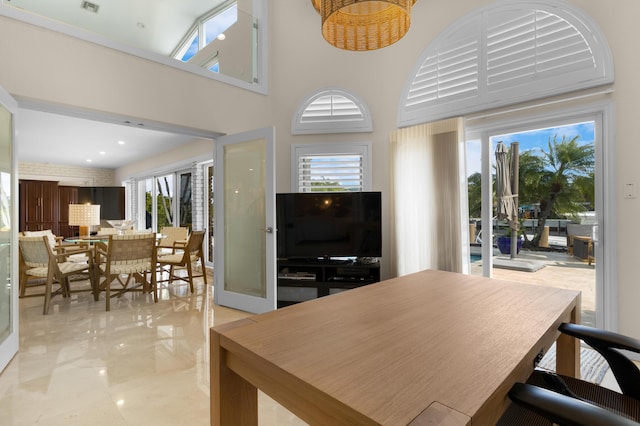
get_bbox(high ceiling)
[3,0,228,169]
[4,0,225,56]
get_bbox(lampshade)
[69,204,101,236]
[311,0,416,51]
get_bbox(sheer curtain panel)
[390,118,465,276]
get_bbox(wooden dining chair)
[19,229,89,297]
[157,226,189,254]
[157,230,207,293]
[94,233,158,311]
[18,235,95,314]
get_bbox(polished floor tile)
[0,275,306,425]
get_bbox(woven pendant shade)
[311,0,416,51]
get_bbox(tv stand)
[277,258,380,308]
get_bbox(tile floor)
[0,275,305,425]
[0,268,620,425]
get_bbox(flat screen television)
[276,192,382,260]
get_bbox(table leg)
[211,320,258,426]
[555,296,581,378]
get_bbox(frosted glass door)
[214,127,276,314]
[0,86,17,373]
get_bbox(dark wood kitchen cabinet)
[19,181,124,238]
[19,180,59,234]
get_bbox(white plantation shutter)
[398,0,613,127]
[292,143,372,192]
[485,9,596,91]
[405,37,480,108]
[293,88,373,134]
[301,94,362,122]
[298,154,364,192]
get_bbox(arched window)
[292,88,373,134]
[397,0,614,127]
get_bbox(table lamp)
[69,203,101,236]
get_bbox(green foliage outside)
[468,134,595,248]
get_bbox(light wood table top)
[211,269,581,425]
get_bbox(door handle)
[263,227,274,234]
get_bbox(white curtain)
[390,117,466,276]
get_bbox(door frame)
[465,99,616,331]
[213,126,277,314]
[0,85,18,373]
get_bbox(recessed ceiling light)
[86,159,92,163]
[99,151,106,155]
[118,141,125,145]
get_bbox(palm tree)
[518,134,594,247]
[467,172,482,218]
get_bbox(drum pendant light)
[311,0,416,51]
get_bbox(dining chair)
[94,233,158,311]
[18,235,95,314]
[157,226,189,255]
[499,323,640,425]
[96,227,118,236]
[157,230,206,293]
[19,229,89,297]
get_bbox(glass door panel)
[214,127,275,314]
[466,119,600,327]
[0,86,17,373]
[207,165,214,264]
[156,174,174,229]
[178,171,192,229]
[225,141,265,298]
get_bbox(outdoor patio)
[470,248,596,327]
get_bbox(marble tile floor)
[0,275,306,426]
[0,273,624,425]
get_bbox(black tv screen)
[276,192,382,259]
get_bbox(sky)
[465,121,595,177]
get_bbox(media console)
[277,259,380,308]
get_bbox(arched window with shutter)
[292,88,373,135]
[398,0,613,127]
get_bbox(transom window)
[292,88,373,135]
[398,0,613,127]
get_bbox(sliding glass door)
[465,107,612,329]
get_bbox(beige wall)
[1,1,639,338]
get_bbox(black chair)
[499,323,640,425]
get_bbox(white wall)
[19,161,115,186]
[1,1,640,339]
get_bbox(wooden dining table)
[211,269,581,425]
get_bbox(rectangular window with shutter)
[292,143,371,193]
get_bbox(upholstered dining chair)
[94,233,157,311]
[157,230,206,293]
[499,323,640,425]
[18,235,95,314]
